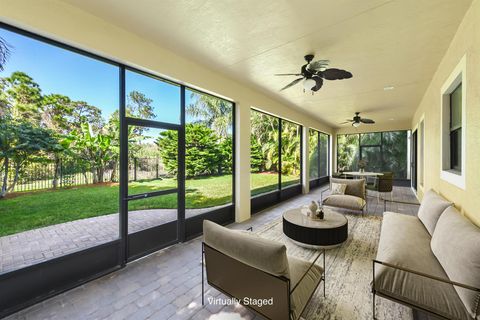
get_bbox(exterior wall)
[411,0,480,226]
[0,0,333,222]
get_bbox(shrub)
[157,123,231,178]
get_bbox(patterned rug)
[255,213,413,320]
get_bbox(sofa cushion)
[203,220,290,278]
[330,178,365,199]
[375,212,471,320]
[417,189,453,235]
[323,194,365,211]
[288,255,323,320]
[431,207,480,319]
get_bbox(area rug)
[255,214,413,320]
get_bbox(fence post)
[134,158,137,181]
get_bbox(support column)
[331,133,337,175]
[302,126,310,194]
[235,102,251,222]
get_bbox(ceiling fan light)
[303,78,316,91]
[352,122,361,128]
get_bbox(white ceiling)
[63,0,472,128]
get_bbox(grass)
[250,172,299,196]
[0,173,298,237]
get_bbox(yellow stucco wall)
[411,0,480,226]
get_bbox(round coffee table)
[283,208,348,249]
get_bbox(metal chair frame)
[201,243,326,320]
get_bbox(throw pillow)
[331,183,347,195]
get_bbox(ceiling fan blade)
[307,60,330,71]
[321,68,353,80]
[274,73,302,76]
[339,121,351,125]
[311,76,323,92]
[360,118,375,124]
[280,77,304,91]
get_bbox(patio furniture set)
[200,179,480,320]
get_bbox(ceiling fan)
[276,54,352,94]
[341,112,375,127]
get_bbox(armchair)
[321,178,367,214]
[202,220,326,320]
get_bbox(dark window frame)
[308,128,330,181]
[250,108,303,212]
[449,83,462,173]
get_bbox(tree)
[156,130,178,176]
[0,36,11,72]
[281,122,300,175]
[251,111,279,172]
[319,133,328,176]
[186,92,232,137]
[51,134,75,188]
[127,91,155,119]
[184,124,223,177]
[0,116,60,197]
[381,131,408,178]
[309,131,319,177]
[71,123,113,183]
[218,136,233,174]
[0,71,42,123]
[337,134,360,171]
[0,116,15,197]
[41,94,74,132]
[250,136,264,172]
[70,101,104,132]
[41,94,76,187]
[157,124,224,178]
[107,91,155,181]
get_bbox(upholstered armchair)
[321,178,367,214]
[202,220,325,320]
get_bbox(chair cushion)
[417,189,453,236]
[323,194,365,211]
[203,220,290,278]
[288,255,324,320]
[330,178,365,199]
[375,212,471,320]
[431,207,480,319]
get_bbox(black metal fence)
[1,158,168,193]
[128,158,166,182]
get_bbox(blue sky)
[0,28,182,124]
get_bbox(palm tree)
[251,111,279,172]
[0,36,11,72]
[186,92,232,137]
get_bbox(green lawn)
[250,172,299,196]
[0,173,298,237]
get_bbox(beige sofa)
[373,190,480,319]
[202,220,325,320]
[321,178,367,214]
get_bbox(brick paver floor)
[0,206,224,274]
